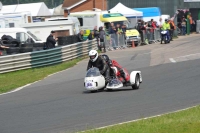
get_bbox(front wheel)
[132,74,140,90]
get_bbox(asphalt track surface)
[1,34,200,133]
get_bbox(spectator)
[116,23,123,34]
[151,19,157,29]
[0,40,9,56]
[144,22,149,29]
[109,23,116,34]
[169,19,176,41]
[46,31,58,49]
[93,26,99,38]
[110,26,118,49]
[87,31,95,40]
[181,16,187,35]
[136,19,145,43]
[93,26,100,51]
[122,24,127,34]
[157,18,163,28]
[154,21,159,28]
[77,30,84,42]
[187,13,193,32]
[99,26,106,52]
[109,25,117,34]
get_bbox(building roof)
[0,2,51,16]
[62,0,87,10]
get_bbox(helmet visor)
[90,55,95,59]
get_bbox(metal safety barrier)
[196,20,200,33]
[103,33,126,51]
[0,40,97,74]
[142,28,161,44]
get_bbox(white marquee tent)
[109,3,143,18]
[0,2,51,16]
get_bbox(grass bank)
[84,105,200,133]
[0,57,85,94]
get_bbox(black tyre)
[132,74,140,90]
[21,43,33,48]
[164,39,167,44]
[3,43,19,47]
[33,47,44,51]
[19,47,33,53]
[6,47,20,55]
[33,43,45,47]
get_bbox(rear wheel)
[164,38,168,44]
[132,74,140,90]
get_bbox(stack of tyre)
[32,43,46,52]
[1,35,45,55]
[57,35,79,46]
[1,35,20,55]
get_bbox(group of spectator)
[136,18,176,43]
[178,12,196,35]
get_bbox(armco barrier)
[0,40,97,74]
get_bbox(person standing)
[99,26,106,52]
[187,13,193,32]
[46,31,58,49]
[181,16,187,35]
[93,26,99,38]
[93,26,100,51]
[0,40,9,56]
[169,19,176,41]
[87,31,95,40]
[77,30,84,42]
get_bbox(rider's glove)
[100,70,104,74]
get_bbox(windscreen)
[27,31,42,41]
[86,67,101,77]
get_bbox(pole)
[174,0,178,37]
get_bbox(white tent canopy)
[109,2,143,18]
[0,2,51,16]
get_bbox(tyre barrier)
[0,39,97,74]
[6,47,20,55]
[57,35,79,46]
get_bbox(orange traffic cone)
[132,41,135,48]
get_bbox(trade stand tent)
[0,2,51,16]
[133,7,161,23]
[109,2,143,18]
[109,2,143,27]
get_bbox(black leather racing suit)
[87,55,110,82]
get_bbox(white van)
[0,28,44,44]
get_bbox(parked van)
[0,28,43,44]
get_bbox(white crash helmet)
[89,50,98,62]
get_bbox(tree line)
[1,0,64,8]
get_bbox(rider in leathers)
[87,50,110,82]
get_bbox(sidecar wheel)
[132,74,140,90]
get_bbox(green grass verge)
[84,105,200,133]
[0,57,85,94]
